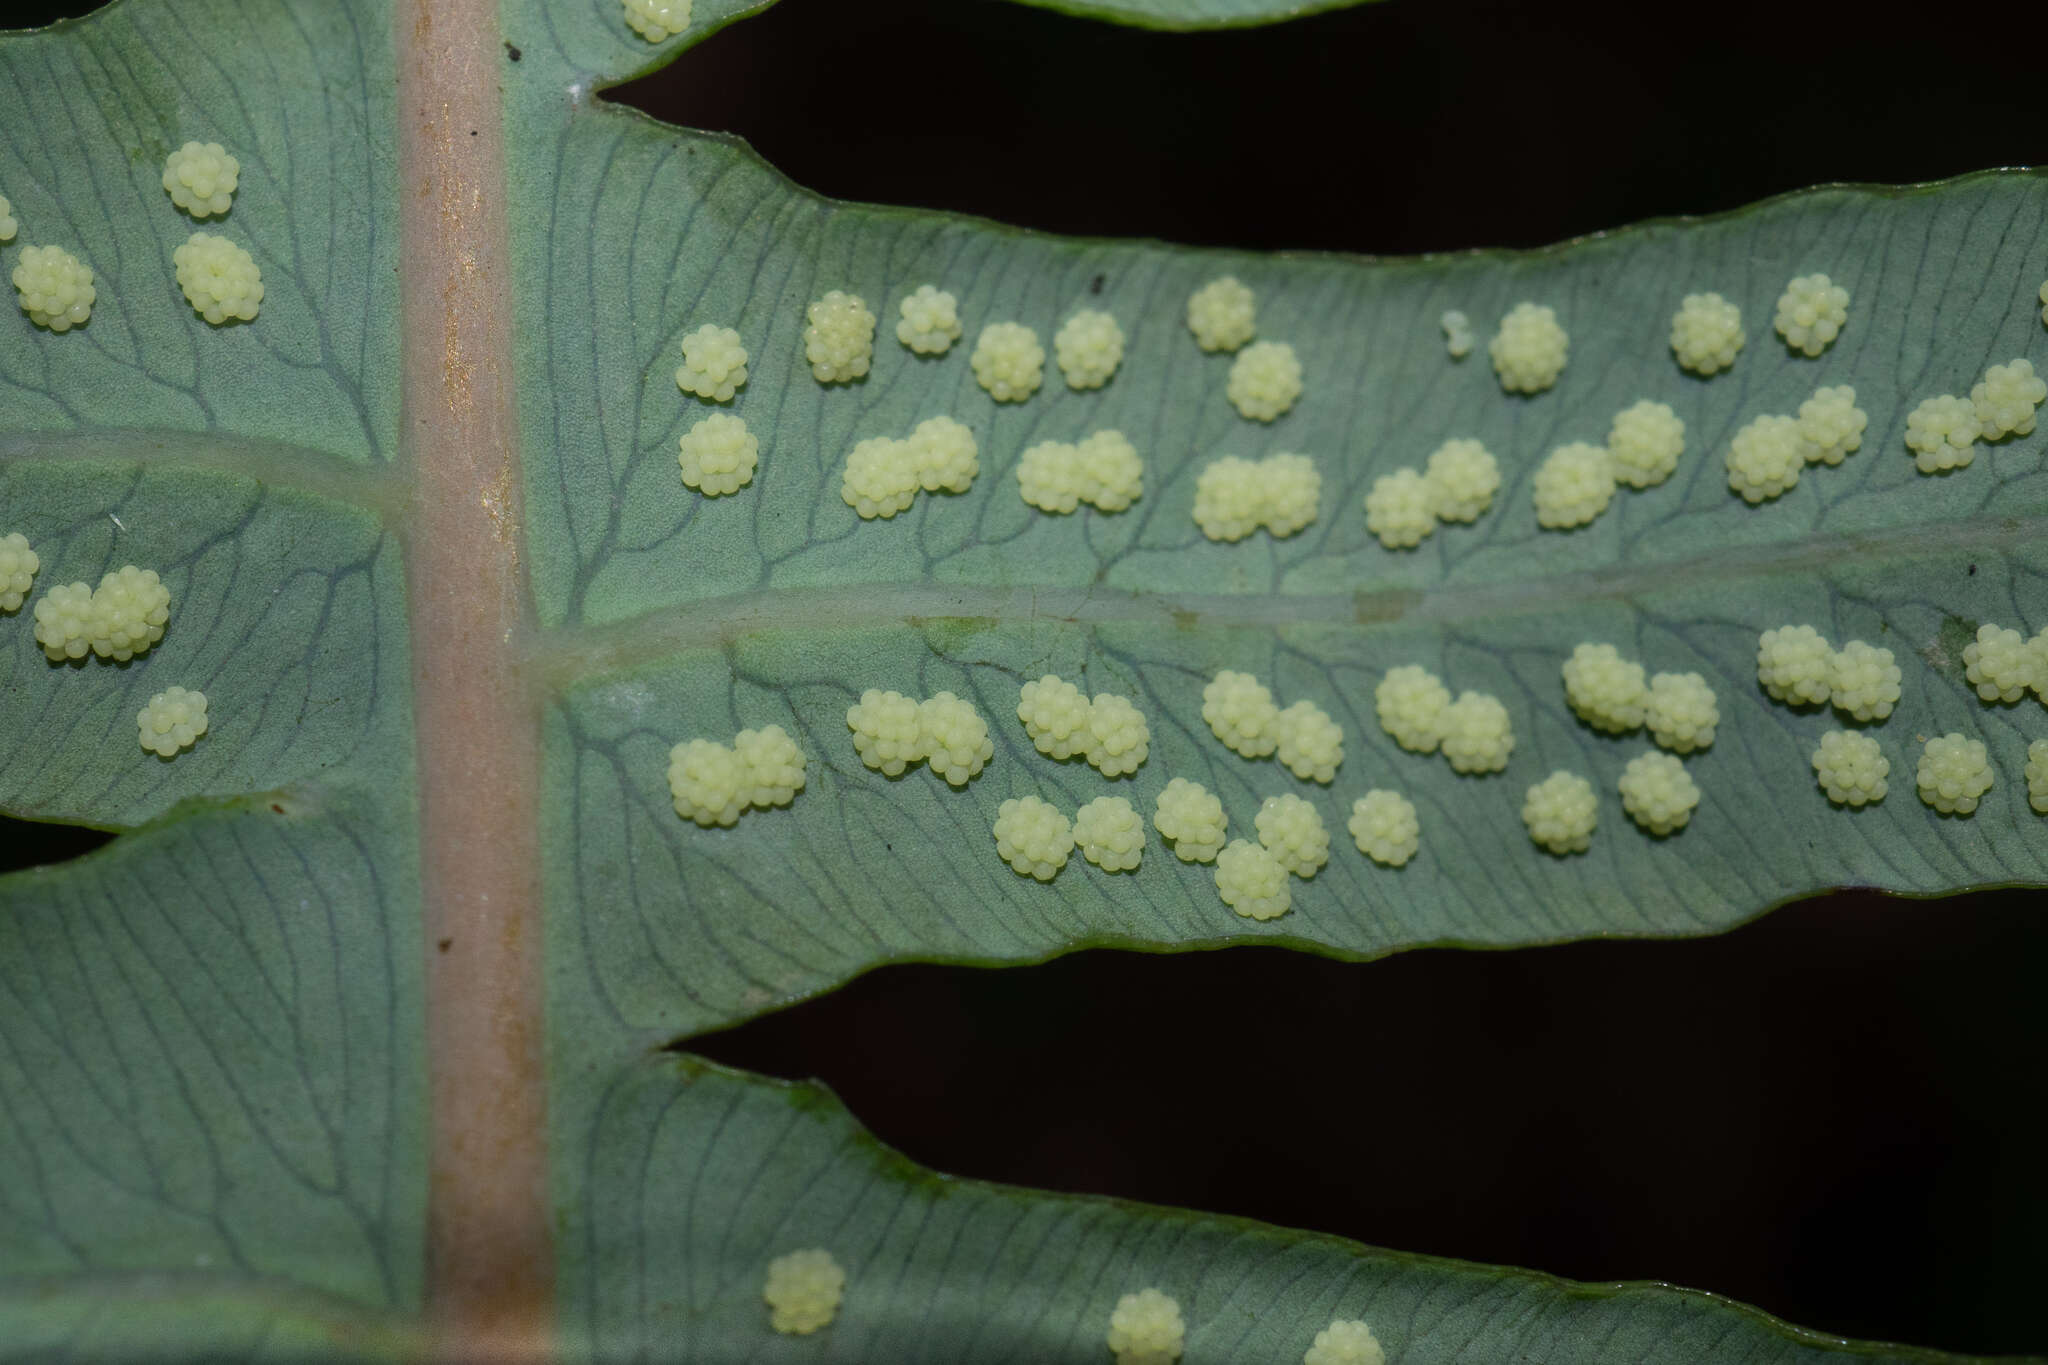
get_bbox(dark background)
[5,0,2045,1355]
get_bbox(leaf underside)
[0,0,2041,1359]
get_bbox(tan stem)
[396,0,550,1356]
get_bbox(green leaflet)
[0,0,2041,1358]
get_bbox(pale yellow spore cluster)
[896,284,961,355]
[1363,468,1435,550]
[13,244,95,331]
[1203,669,1280,758]
[1016,430,1143,514]
[1916,733,1992,815]
[1532,441,1615,530]
[1522,771,1597,856]
[847,688,993,785]
[0,193,15,242]
[29,582,93,661]
[910,416,980,493]
[1016,675,1149,777]
[1255,793,1328,877]
[1971,358,2046,439]
[1107,1288,1185,1365]
[1562,642,1646,734]
[1439,691,1514,774]
[2026,738,2048,814]
[36,566,172,663]
[1425,438,1500,523]
[674,323,748,402]
[2040,279,2048,327]
[1192,452,1320,541]
[1374,664,1451,753]
[1274,699,1343,783]
[1903,394,1979,473]
[1797,386,1867,466]
[1054,308,1125,390]
[677,413,757,496]
[623,0,691,41]
[1440,309,1474,360]
[137,686,208,758]
[1644,671,1719,753]
[1773,273,1849,356]
[1227,340,1303,421]
[173,232,263,324]
[1304,1318,1386,1365]
[1725,414,1806,503]
[1812,730,1888,807]
[1756,625,1833,706]
[1214,838,1290,920]
[1154,778,1227,863]
[667,724,806,826]
[841,437,918,520]
[161,140,238,218]
[762,1247,842,1335]
[1962,623,2041,703]
[1347,790,1419,867]
[1669,292,1743,375]
[803,290,876,384]
[1606,400,1685,489]
[1489,302,1568,394]
[1827,640,1901,722]
[1618,750,1700,834]
[1187,275,1255,353]
[992,795,1074,879]
[0,531,37,612]
[1074,795,1145,871]
[970,321,1044,401]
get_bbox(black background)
[5,0,2046,1355]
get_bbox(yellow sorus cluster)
[1153,777,1227,862]
[1916,732,1993,815]
[1725,414,1808,503]
[1186,275,1256,353]
[840,417,980,518]
[1273,699,1343,782]
[1488,301,1568,394]
[1255,793,1329,877]
[762,1247,842,1335]
[161,141,238,218]
[623,0,691,41]
[1227,339,1303,421]
[1374,664,1451,753]
[1606,400,1685,489]
[1797,385,1867,466]
[1304,1319,1386,1365]
[1347,789,1419,867]
[992,794,1074,880]
[1054,308,1125,389]
[1812,729,1888,807]
[1972,358,2046,439]
[1107,1288,1185,1365]
[666,724,806,827]
[0,192,15,241]
[1199,670,1341,781]
[1962,622,2044,703]
[1213,838,1291,920]
[1773,273,1849,356]
[12,244,95,331]
[677,413,757,496]
[1562,642,1647,734]
[970,320,1044,401]
[1669,291,1744,375]
[1015,675,1149,776]
[673,323,748,402]
[1756,625,1833,706]
[896,284,960,355]
[1827,639,1902,722]
[1365,470,1429,553]
[173,232,263,324]
[1015,430,1144,514]
[1522,770,1597,856]
[0,531,38,611]
[33,565,172,663]
[1192,452,1320,541]
[1903,394,1979,473]
[1440,309,1474,359]
[2026,738,2048,814]
[137,686,208,758]
[1617,750,1700,835]
[2040,279,2048,327]
[1073,795,1145,871]
[847,688,993,785]
[1644,671,1720,753]
[1365,437,1501,551]
[803,290,876,384]
[1439,691,1515,774]
[1532,441,1616,529]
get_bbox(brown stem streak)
[397,0,550,1357]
